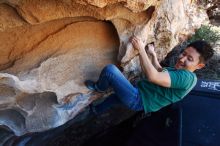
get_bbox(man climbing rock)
[85,37,214,114]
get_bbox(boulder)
[0,0,208,138]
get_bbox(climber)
[85,36,214,115]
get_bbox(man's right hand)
[131,36,146,54]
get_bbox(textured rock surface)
[0,0,208,138]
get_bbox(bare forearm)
[139,50,159,81]
[139,55,147,74]
[151,53,163,72]
[131,36,171,87]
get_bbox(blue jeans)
[94,64,144,114]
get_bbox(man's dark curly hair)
[187,40,214,63]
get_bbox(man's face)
[175,47,205,72]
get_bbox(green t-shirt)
[137,67,197,113]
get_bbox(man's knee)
[103,64,119,73]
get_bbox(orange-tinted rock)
[0,0,208,136]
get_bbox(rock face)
[0,0,208,137]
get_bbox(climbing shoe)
[84,80,105,93]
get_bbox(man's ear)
[197,63,205,69]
